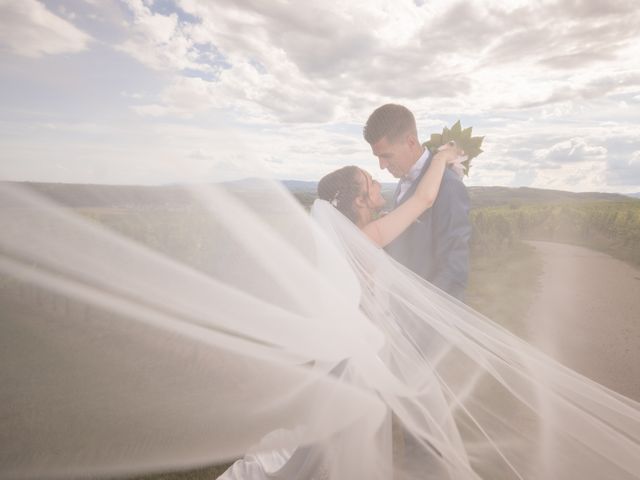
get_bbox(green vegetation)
[466,242,542,340]
[470,201,640,266]
[467,185,629,208]
[423,120,484,177]
[128,463,231,480]
[466,200,640,337]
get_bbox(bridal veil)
[1,180,640,479]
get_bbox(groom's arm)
[430,175,472,300]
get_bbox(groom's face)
[371,134,416,178]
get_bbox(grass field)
[466,241,543,340]
[130,463,231,480]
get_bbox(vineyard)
[470,201,640,265]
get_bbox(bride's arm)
[362,144,462,247]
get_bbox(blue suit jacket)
[384,152,472,300]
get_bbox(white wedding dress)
[1,180,640,480]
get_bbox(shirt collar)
[402,147,430,184]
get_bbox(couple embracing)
[206,104,640,480]
[318,103,472,301]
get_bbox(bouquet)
[423,120,484,178]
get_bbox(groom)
[364,104,472,300]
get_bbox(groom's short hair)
[363,104,418,145]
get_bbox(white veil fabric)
[1,179,640,480]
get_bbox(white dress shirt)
[397,148,430,203]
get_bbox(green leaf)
[467,136,484,149]
[441,126,452,144]
[426,120,485,177]
[451,120,462,136]
[423,132,443,152]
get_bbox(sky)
[0,0,639,192]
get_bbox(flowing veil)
[1,179,640,479]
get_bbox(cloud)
[485,0,639,68]
[118,0,476,121]
[116,0,202,71]
[132,75,223,118]
[522,159,608,191]
[466,125,640,191]
[557,0,636,18]
[132,65,338,122]
[116,0,230,76]
[603,137,640,187]
[111,0,640,124]
[534,138,607,164]
[539,51,616,70]
[0,0,92,57]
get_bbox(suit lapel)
[393,150,434,208]
[392,182,402,208]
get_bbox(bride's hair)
[317,166,363,224]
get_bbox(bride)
[1,156,640,479]
[218,142,465,479]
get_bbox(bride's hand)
[435,140,465,165]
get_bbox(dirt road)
[524,241,640,401]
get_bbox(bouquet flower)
[423,120,484,178]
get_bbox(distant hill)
[283,181,635,209]
[626,192,640,199]
[282,179,396,194]
[281,180,318,193]
[4,180,638,210]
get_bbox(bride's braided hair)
[317,166,363,224]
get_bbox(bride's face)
[359,169,386,211]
